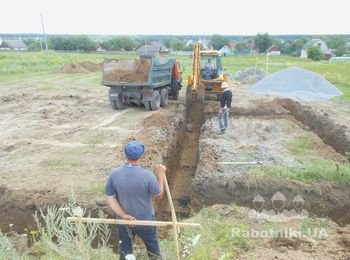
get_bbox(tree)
[23,38,41,51]
[282,38,308,56]
[101,36,136,51]
[254,33,272,53]
[307,46,323,61]
[72,35,96,52]
[209,34,230,50]
[326,36,347,56]
[48,35,96,51]
[170,38,185,51]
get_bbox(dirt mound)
[60,62,89,73]
[60,61,102,73]
[79,61,102,72]
[103,59,151,82]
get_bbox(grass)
[82,182,105,197]
[250,159,350,185]
[163,206,254,259]
[1,51,349,100]
[289,135,313,155]
[0,51,136,82]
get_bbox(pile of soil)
[60,61,102,73]
[103,59,151,82]
[79,61,102,72]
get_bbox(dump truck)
[102,55,182,111]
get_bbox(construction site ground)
[1,70,350,259]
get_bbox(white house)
[137,42,168,56]
[300,39,331,59]
[266,45,281,56]
[219,45,234,56]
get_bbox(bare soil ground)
[210,204,350,260]
[0,72,183,232]
[1,74,350,258]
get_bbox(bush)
[307,46,323,61]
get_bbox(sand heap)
[103,59,151,82]
[248,67,343,101]
[60,61,102,73]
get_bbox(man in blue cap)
[105,140,166,259]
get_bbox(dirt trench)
[1,95,350,234]
[191,98,350,225]
[156,101,205,220]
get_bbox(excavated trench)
[190,98,350,226]
[1,98,350,236]
[156,97,350,226]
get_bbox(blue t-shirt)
[105,164,161,220]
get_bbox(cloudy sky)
[1,0,349,35]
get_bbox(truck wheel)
[160,88,169,107]
[110,99,117,110]
[170,81,179,100]
[115,97,126,110]
[144,101,151,111]
[149,91,161,110]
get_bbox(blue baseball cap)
[124,140,145,160]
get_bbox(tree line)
[23,34,349,59]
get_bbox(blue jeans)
[218,108,229,131]
[118,216,161,260]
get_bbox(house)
[197,39,212,50]
[266,45,281,56]
[229,42,237,50]
[0,39,28,51]
[219,45,235,56]
[137,42,168,56]
[300,39,332,59]
[185,39,195,46]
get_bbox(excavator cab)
[187,43,228,102]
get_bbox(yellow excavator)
[185,43,229,130]
[187,42,228,102]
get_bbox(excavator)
[186,42,229,130]
[187,42,228,102]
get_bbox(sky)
[1,0,349,35]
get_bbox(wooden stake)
[164,174,181,260]
[67,217,200,228]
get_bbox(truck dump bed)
[102,57,176,89]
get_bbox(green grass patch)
[289,135,313,155]
[162,206,254,259]
[82,182,105,197]
[250,160,350,185]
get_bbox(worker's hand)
[121,214,136,221]
[154,193,164,201]
[219,107,224,114]
[155,164,166,173]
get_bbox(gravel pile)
[248,67,343,101]
[236,67,266,83]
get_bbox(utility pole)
[266,52,269,76]
[40,14,49,54]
